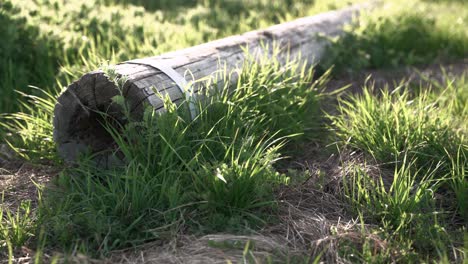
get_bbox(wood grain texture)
[53,4,369,162]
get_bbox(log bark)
[53,4,368,162]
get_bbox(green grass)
[1,0,467,262]
[0,0,356,157]
[36,55,330,254]
[0,89,57,162]
[0,0,356,114]
[0,199,35,250]
[331,76,467,262]
[322,0,468,74]
[330,81,466,174]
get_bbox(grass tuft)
[330,79,466,175]
[332,75,467,261]
[0,198,36,250]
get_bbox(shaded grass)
[0,2,59,114]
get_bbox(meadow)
[0,0,467,263]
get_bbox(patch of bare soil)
[0,145,60,264]
[0,152,58,209]
[326,59,467,93]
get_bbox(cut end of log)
[53,71,121,162]
[53,62,191,164]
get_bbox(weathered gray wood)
[53,4,369,162]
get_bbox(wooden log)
[53,4,368,163]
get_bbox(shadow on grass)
[0,1,61,113]
[103,0,198,12]
[105,0,315,15]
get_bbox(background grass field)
[0,0,467,263]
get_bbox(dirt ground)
[0,59,466,263]
[327,59,467,94]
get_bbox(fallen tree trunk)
[53,4,367,162]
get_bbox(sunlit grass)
[332,76,467,261]
[0,199,36,251]
[1,0,467,262]
[330,78,466,175]
[322,0,468,73]
[1,88,57,161]
[0,0,359,114]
